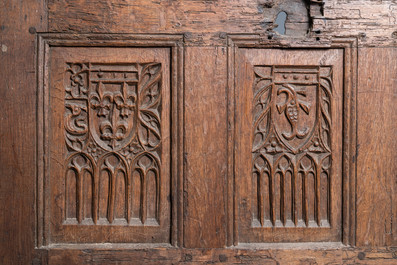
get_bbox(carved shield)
[271,67,319,153]
[269,66,332,154]
[88,64,138,151]
[252,65,332,155]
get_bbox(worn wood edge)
[40,246,397,264]
[225,32,397,49]
[227,42,240,247]
[42,243,175,250]
[44,39,51,247]
[232,45,239,247]
[234,242,345,249]
[36,34,45,248]
[171,46,178,247]
[181,44,187,248]
[227,34,333,48]
[331,38,358,246]
[347,39,358,247]
[37,36,52,248]
[226,35,358,246]
[171,43,185,247]
[38,33,184,46]
[226,39,234,247]
[227,34,361,48]
[350,40,358,247]
[177,44,185,248]
[36,33,185,248]
[42,242,343,251]
[46,0,397,47]
[40,243,396,251]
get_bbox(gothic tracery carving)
[64,62,162,225]
[252,65,332,228]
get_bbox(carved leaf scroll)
[252,65,332,228]
[64,62,162,226]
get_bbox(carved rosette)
[64,62,162,225]
[252,65,332,228]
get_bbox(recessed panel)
[235,49,343,243]
[47,47,171,243]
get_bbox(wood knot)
[357,252,366,260]
[183,254,193,262]
[29,27,36,34]
[219,254,228,262]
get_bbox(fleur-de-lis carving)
[277,84,311,140]
[114,83,135,118]
[64,62,163,226]
[99,121,128,149]
[90,83,113,117]
[89,82,137,149]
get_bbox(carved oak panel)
[64,62,162,226]
[43,45,174,244]
[252,65,332,228]
[234,48,344,243]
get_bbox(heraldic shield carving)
[251,65,333,228]
[63,62,162,225]
[252,65,332,155]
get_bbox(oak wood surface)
[45,246,397,265]
[356,47,397,247]
[47,0,397,46]
[234,48,344,243]
[0,0,396,264]
[47,47,172,244]
[0,0,46,264]
[184,47,228,248]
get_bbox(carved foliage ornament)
[252,65,332,228]
[64,62,162,225]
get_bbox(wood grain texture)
[46,47,171,244]
[234,48,344,243]
[184,47,228,248]
[36,35,185,248]
[226,37,358,246]
[47,0,397,46]
[1,0,397,263]
[356,48,397,247]
[0,0,46,264]
[47,0,309,35]
[322,0,397,47]
[45,246,397,265]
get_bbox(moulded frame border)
[226,35,358,247]
[36,33,185,248]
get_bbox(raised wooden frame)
[226,35,358,246]
[36,34,184,248]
